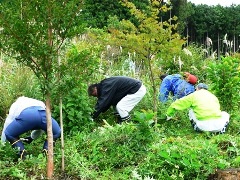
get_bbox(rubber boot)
[42,140,56,157]
[118,115,131,124]
[11,139,26,160]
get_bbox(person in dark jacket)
[159,72,198,102]
[88,76,146,123]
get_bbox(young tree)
[0,0,85,178]
[105,0,184,123]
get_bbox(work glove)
[166,116,173,121]
[31,130,44,139]
[21,136,33,144]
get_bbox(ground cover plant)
[0,110,239,179]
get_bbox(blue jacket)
[159,74,195,102]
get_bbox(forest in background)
[83,0,240,58]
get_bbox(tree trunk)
[147,53,158,124]
[46,1,54,178]
[59,97,65,172]
[46,94,54,178]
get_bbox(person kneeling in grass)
[165,83,230,134]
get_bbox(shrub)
[0,60,42,123]
[207,57,240,113]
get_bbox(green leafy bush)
[206,57,240,134]
[207,57,240,114]
[0,139,47,179]
[52,111,239,180]
[51,43,101,133]
[0,61,42,123]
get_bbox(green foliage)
[0,138,47,179]
[207,57,240,114]
[0,80,239,179]
[0,0,86,95]
[0,142,16,162]
[186,4,240,55]
[59,115,157,179]
[102,0,186,117]
[0,60,42,120]
[51,43,101,133]
[137,136,232,179]
[51,119,239,180]
[1,118,239,179]
[52,87,94,133]
[158,44,207,77]
[0,1,240,180]
[82,0,150,28]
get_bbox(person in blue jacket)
[159,72,198,102]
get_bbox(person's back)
[175,80,195,99]
[159,74,181,102]
[189,89,222,120]
[159,73,196,102]
[98,76,142,106]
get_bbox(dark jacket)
[93,76,142,119]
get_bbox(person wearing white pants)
[188,109,229,133]
[88,76,146,123]
[166,83,230,134]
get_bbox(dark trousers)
[5,106,61,151]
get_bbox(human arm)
[166,93,194,117]
[159,78,171,102]
[92,83,115,119]
[93,100,111,119]
[1,101,18,143]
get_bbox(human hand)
[183,72,190,78]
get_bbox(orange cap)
[187,74,198,85]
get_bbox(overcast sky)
[187,0,239,6]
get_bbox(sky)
[187,0,239,7]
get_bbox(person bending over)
[1,96,61,159]
[88,76,146,124]
[159,72,198,102]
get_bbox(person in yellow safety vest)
[166,83,230,134]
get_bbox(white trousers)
[116,84,146,118]
[188,109,230,132]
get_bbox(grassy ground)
[0,112,239,179]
